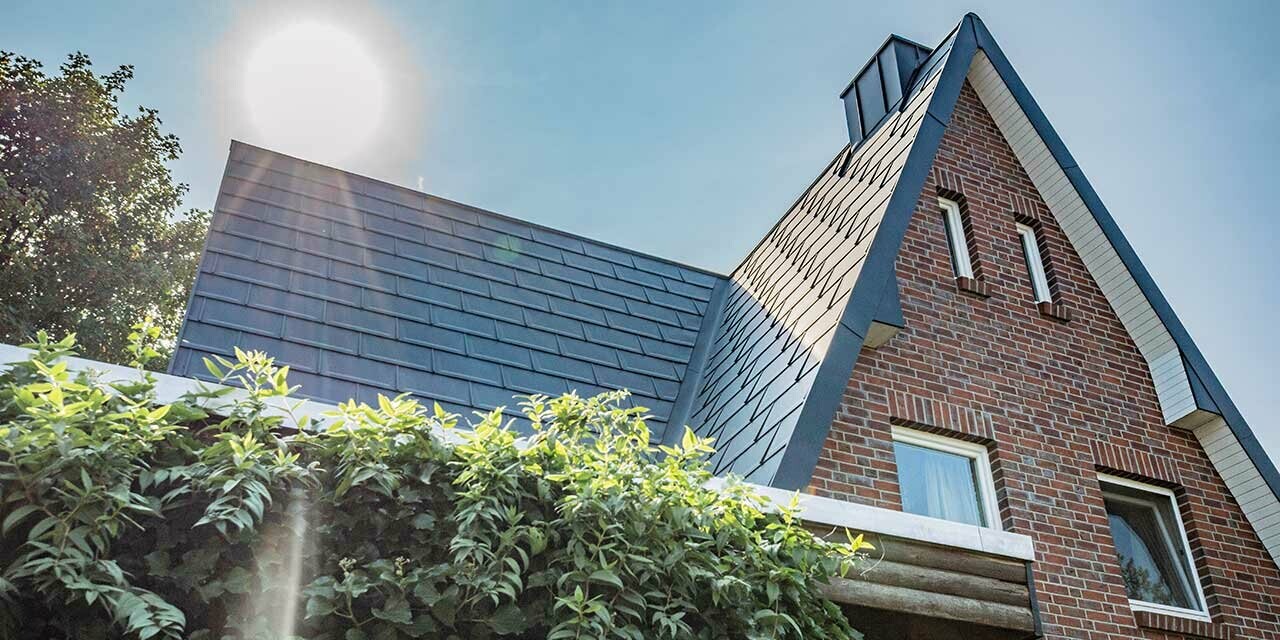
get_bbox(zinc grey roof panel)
[285,317,359,354]
[201,298,283,337]
[207,232,261,261]
[248,286,325,321]
[195,273,250,304]
[173,141,725,438]
[397,319,466,353]
[677,23,961,486]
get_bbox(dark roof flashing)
[840,34,934,150]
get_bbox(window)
[1099,475,1209,620]
[1016,223,1052,303]
[939,197,973,279]
[891,427,999,529]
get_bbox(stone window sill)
[1133,609,1231,639]
[955,276,991,298]
[1036,301,1072,322]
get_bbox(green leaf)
[372,594,412,625]
[588,568,624,590]
[489,602,528,635]
[2,505,40,536]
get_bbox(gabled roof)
[171,142,725,437]
[678,12,1280,563]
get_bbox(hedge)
[0,325,869,639]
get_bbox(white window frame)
[939,197,974,279]
[891,426,1001,530]
[1016,223,1052,303]
[1098,474,1210,622]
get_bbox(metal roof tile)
[201,298,284,337]
[397,368,470,405]
[397,319,466,354]
[361,334,434,370]
[284,317,359,354]
[397,278,462,309]
[248,286,325,320]
[178,142,728,446]
[435,350,503,386]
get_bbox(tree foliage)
[0,52,209,364]
[0,328,870,639]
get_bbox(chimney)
[839,35,932,148]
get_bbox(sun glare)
[243,21,387,162]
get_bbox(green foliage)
[0,51,209,366]
[0,328,870,639]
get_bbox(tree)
[0,52,208,365]
[0,330,871,639]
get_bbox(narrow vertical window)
[939,197,973,278]
[1016,223,1052,303]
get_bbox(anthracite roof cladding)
[171,142,725,438]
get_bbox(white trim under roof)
[967,52,1196,427]
[965,52,1280,568]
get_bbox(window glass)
[894,440,985,526]
[939,198,973,278]
[1017,223,1052,303]
[1101,480,1204,613]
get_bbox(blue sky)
[5,1,1279,458]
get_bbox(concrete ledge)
[711,478,1036,562]
[0,343,341,431]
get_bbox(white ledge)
[0,343,341,431]
[710,478,1037,562]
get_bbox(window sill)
[1036,301,1072,322]
[1133,608,1229,639]
[955,276,991,298]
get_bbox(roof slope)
[677,24,966,486]
[171,142,725,437]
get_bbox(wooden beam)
[853,559,1029,607]
[876,538,1028,583]
[820,578,1036,632]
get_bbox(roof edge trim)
[767,15,981,490]
[968,15,1280,501]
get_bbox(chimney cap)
[839,34,933,100]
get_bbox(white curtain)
[895,442,983,526]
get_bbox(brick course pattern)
[808,81,1280,638]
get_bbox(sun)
[243,21,387,162]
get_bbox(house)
[170,13,1280,639]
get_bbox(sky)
[4,1,1279,459]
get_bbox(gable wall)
[808,80,1280,639]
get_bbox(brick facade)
[809,81,1280,639]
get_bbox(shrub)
[0,327,869,639]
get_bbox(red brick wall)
[809,81,1280,639]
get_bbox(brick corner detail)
[1133,610,1233,639]
[955,276,991,298]
[1037,301,1072,322]
[1091,440,1182,486]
